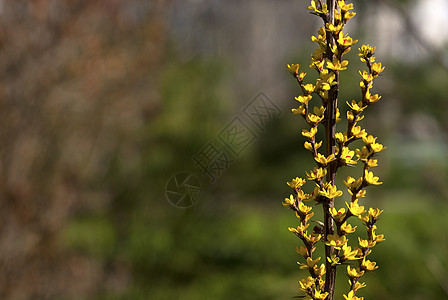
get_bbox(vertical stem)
[324,0,338,299]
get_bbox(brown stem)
[324,0,338,299]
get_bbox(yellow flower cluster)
[284,1,385,299]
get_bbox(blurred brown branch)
[0,0,169,299]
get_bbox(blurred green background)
[0,0,448,299]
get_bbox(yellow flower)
[358,44,376,58]
[307,0,319,11]
[337,32,358,47]
[298,201,313,215]
[354,189,366,199]
[347,100,367,113]
[336,132,348,144]
[326,22,343,34]
[329,43,338,55]
[299,276,314,291]
[325,234,347,249]
[366,91,381,103]
[347,110,364,123]
[368,207,384,221]
[359,214,369,224]
[287,177,306,189]
[298,190,312,202]
[330,207,346,222]
[346,199,365,216]
[359,70,373,82]
[338,0,354,12]
[358,237,376,249]
[344,176,363,191]
[306,167,327,181]
[362,135,377,145]
[304,142,313,152]
[340,146,358,165]
[370,142,385,153]
[318,182,343,199]
[340,244,358,261]
[344,11,356,22]
[295,95,313,104]
[298,72,307,81]
[286,63,300,74]
[364,170,382,185]
[301,211,315,223]
[292,106,306,115]
[316,80,331,92]
[302,127,318,139]
[328,253,341,266]
[343,290,364,300]
[334,10,343,24]
[282,194,296,208]
[361,258,378,271]
[310,58,325,71]
[366,159,378,168]
[351,125,367,139]
[336,108,342,122]
[308,112,325,124]
[296,245,308,257]
[305,141,322,152]
[347,265,365,279]
[355,146,370,160]
[371,229,385,243]
[314,106,325,116]
[298,256,321,269]
[320,90,329,101]
[320,68,336,83]
[311,186,320,200]
[288,223,309,236]
[315,153,336,166]
[365,56,376,63]
[353,246,368,257]
[303,83,315,94]
[327,59,349,71]
[313,263,326,277]
[371,62,385,75]
[340,222,357,234]
[311,25,326,40]
[353,281,366,291]
[314,289,329,299]
[304,231,322,245]
[312,47,326,61]
[307,0,328,14]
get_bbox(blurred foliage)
[0,0,447,300]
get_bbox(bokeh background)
[0,0,447,299]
